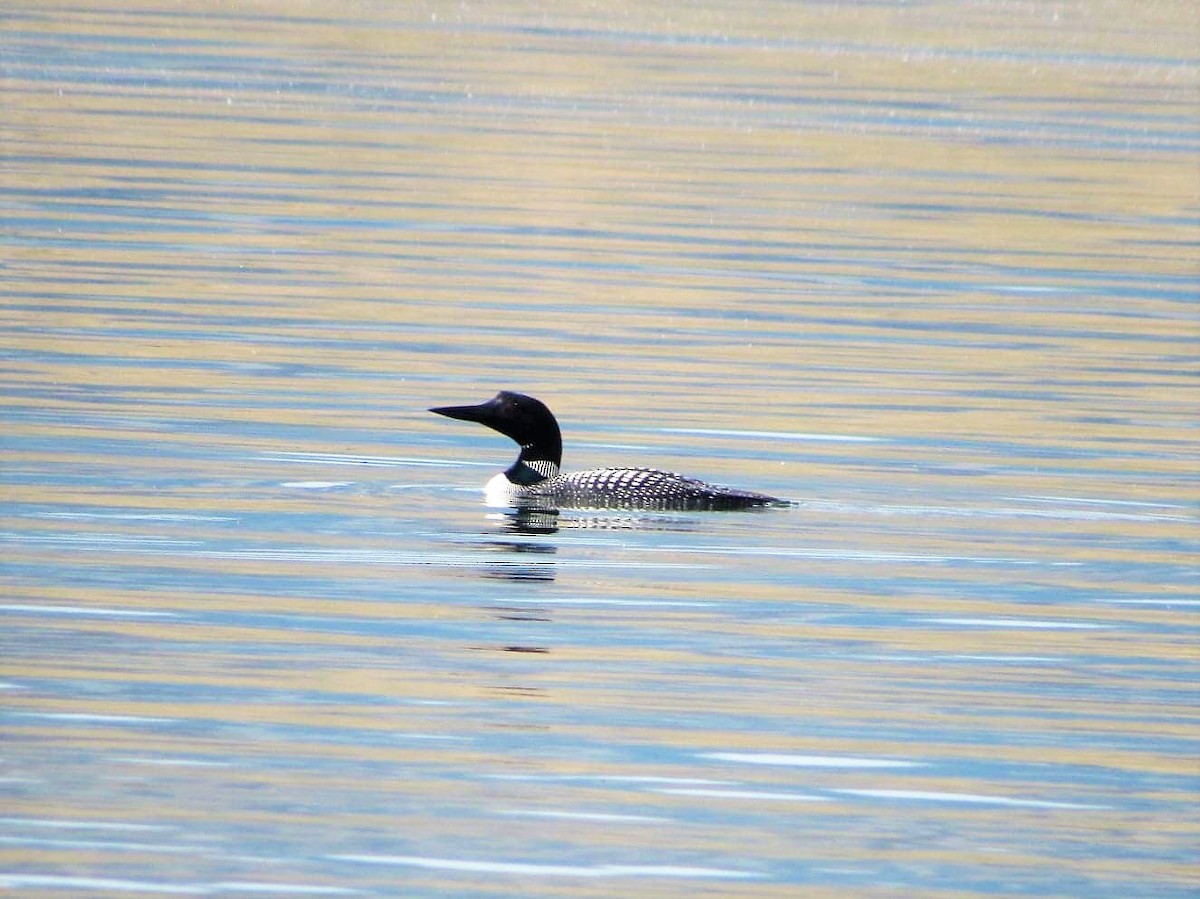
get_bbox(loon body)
[430,391,787,511]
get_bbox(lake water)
[2,2,1198,896]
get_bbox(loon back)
[430,390,787,511]
[526,467,783,511]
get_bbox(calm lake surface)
[2,2,1198,896]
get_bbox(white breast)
[483,472,517,508]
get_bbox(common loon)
[430,391,787,511]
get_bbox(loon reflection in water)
[430,391,789,511]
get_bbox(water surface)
[2,2,1198,896]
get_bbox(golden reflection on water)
[3,0,1199,895]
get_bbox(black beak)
[429,399,496,425]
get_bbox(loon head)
[430,390,563,484]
